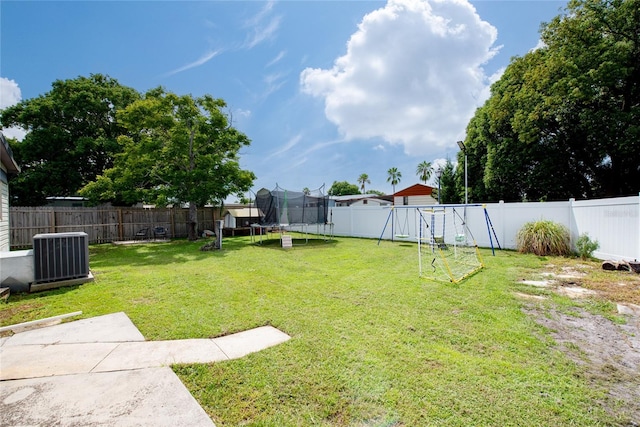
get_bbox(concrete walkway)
[0,312,291,426]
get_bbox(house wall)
[393,195,437,205]
[0,167,9,252]
[350,199,390,206]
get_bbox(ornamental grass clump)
[516,220,571,256]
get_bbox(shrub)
[516,220,571,256]
[575,233,599,259]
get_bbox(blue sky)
[1,0,566,198]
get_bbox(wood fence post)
[50,208,55,233]
[170,208,175,238]
[118,209,123,241]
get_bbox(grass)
[0,234,625,426]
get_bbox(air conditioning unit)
[33,232,89,284]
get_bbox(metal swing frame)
[377,204,502,281]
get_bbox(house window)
[403,196,409,205]
[363,199,368,205]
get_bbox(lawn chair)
[135,227,150,240]
[153,226,168,240]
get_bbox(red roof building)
[393,183,437,206]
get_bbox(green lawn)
[1,235,617,426]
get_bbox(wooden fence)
[10,206,223,249]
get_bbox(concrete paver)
[0,312,291,426]
[2,311,145,345]
[93,339,228,372]
[214,325,292,359]
[1,342,119,380]
[1,367,216,427]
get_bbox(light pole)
[457,140,468,205]
[436,168,442,204]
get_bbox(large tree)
[81,88,255,240]
[541,0,640,196]
[0,74,140,205]
[327,180,360,196]
[438,159,459,204]
[465,0,639,201]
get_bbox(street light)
[436,168,442,204]
[456,140,468,205]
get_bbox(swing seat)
[395,234,410,239]
[455,234,465,243]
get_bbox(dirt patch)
[0,303,45,333]
[525,304,640,425]
[543,261,640,305]
[519,261,640,426]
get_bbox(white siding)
[0,165,9,252]
[393,195,437,205]
[350,199,390,206]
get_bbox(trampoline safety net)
[255,184,329,225]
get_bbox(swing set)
[378,204,501,282]
[392,206,411,239]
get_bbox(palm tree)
[416,161,432,184]
[357,173,370,194]
[302,187,310,195]
[387,167,402,195]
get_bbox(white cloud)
[231,108,252,128]
[432,157,449,171]
[530,38,547,52]
[0,77,22,109]
[477,66,505,106]
[262,71,288,99]
[0,77,27,141]
[243,0,281,49]
[167,2,280,78]
[165,49,221,77]
[300,0,499,157]
[266,133,302,160]
[1,126,26,141]
[235,108,252,119]
[287,156,308,171]
[266,50,287,68]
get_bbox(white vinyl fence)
[328,195,640,262]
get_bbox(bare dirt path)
[518,262,640,426]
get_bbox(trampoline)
[251,184,332,245]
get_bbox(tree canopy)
[357,173,370,194]
[437,159,459,204]
[327,181,360,196]
[461,0,640,201]
[80,88,255,240]
[387,167,402,194]
[416,161,432,184]
[0,74,140,205]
